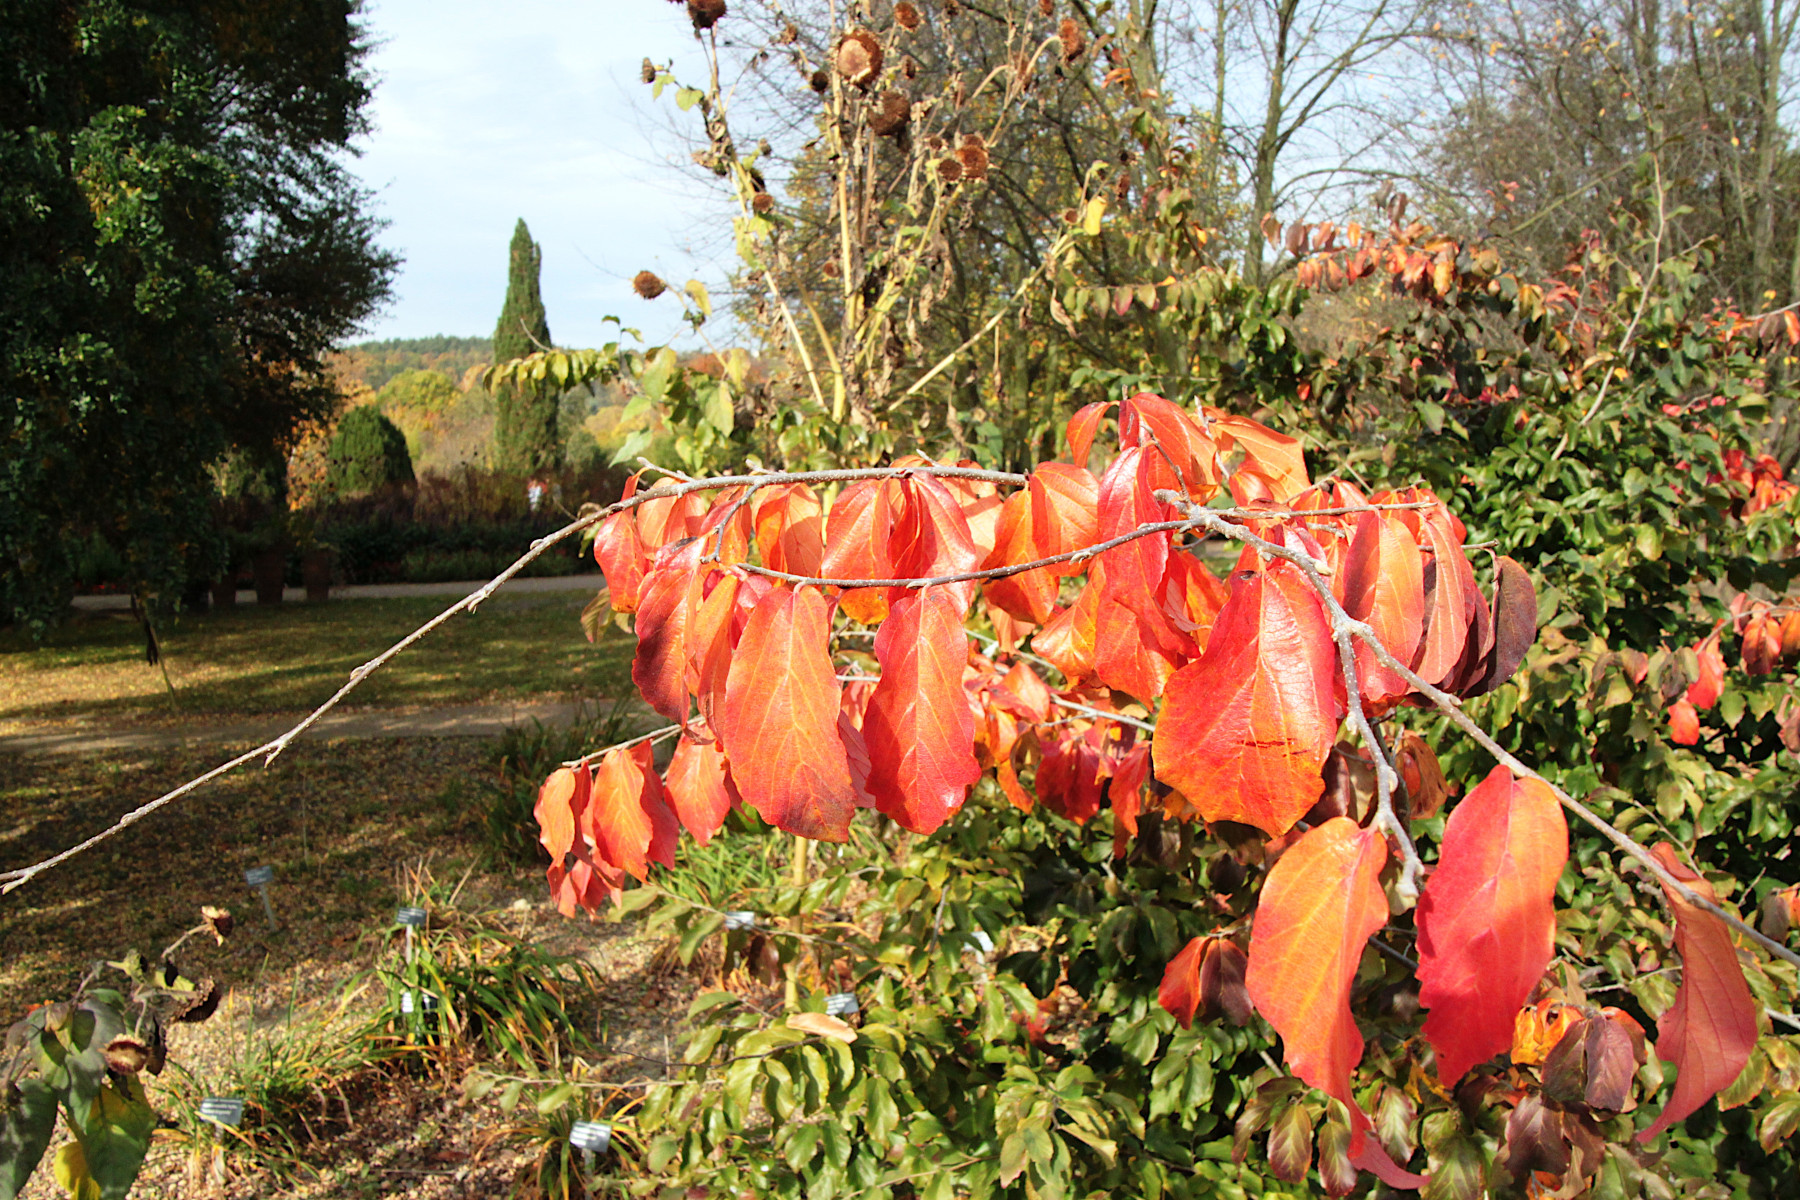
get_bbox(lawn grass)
[0,590,633,729]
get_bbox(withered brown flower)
[633,271,668,300]
[835,30,883,89]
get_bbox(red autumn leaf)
[593,510,649,613]
[636,487,708,549]
[753,483,824,578]
[695,485,754,564]
[1093,564,1191,701]
[1154,556,1345,836]
[685,571,743,729]
[994,660,1053,724]
[631,541,707,723]
[888,474,981,610]
[1095,447,1170,602]
[1159,936,1208,1028]
[1687,632,1725,708]
[821,477,901,623]
[1667,698,1701,745]
[1158,548,1230,647]
[861,587,982,833]
[1411,507,1478,687]
[1416,766,1568,1085]
[1066,400,1111,467]
[716,587,858,841]
[1036,724,1111,823]
[1109,742,1151,839]
[1637,843,1759,1143]
[1339,510,1424,708]
[940,469,1004,557]
[1118,392,1221,499]
[587,744,679,882]
[664,732,737,846]
[1245,819,1410,1176]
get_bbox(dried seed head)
[103,1036,152,1075]
[752,191,775,214]
[1038,0,1054,14]
[809,69,829,93]
[687,0,726,30]
[633,271,668,300]
[1062,208,1078,223]
[823,258,841,278]
[894,1,922,30]
[168,977,220,1024]
[955,135,988,180]
[868,91,912,137]
[200,905,233,943]
[1058,18,1086,60]
[775,21,798,44]
[835,30,883,88]
[936,157,963,183]
[1114,169,1130,203]
[640,57,656,85]
[925,134,944,151]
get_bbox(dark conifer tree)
[491,219,559,475]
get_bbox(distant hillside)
[332,335,493,392]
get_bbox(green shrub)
[325,405,414,498]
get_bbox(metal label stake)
[824,992,860,1017]
[199,1097,245,1128]
[396,905,427,962]
[243,866,276,928]
[723,911,757,931]
[569,1120,612,1174]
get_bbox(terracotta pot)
[302,549,333,603]
[252,549,286,605]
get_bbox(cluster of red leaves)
[537,391,1765,1185]
[1662,598,1800,746]
[1718,447,1798,517]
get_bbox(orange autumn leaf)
[1034,578,1100,684]
[1154,557,1345,836]
[535,765,588,864]
[1416,766,1568,1085]
[716,587,858,841]
[587,744,679,882]
[1029,463,1100,569]
[664,732,737,846]
[888,473,981,611]
[862,587,982,833]
[1209,410,1312,503]
[1159,935,1252,1028]
[982,487,1058,623]
[753,483,824,578]
[1686,632,1725,708]
[1245,818,1416,1182]
[1411,508,1474,686]
[1667,698,1701,745]
[1637,843,1759,1143]
[1066,400,1111,468]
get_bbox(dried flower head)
[925,134,944,151]
[633,271,668,300]
[687,0,726,29]
[822,258,841,278]
[1038,0,1054,14]
[200,905,233,944]
[809,69,829,93]
[894,1,922,30]
[103,1036,152,1076]
[1058,18,1086,60]
[775,21,798,44]
[936,157,963,183]
[868,91,912,137]
[836,30,883,88]
[955,135,988,180]
[752,191,775,215]
[640,58,656,85]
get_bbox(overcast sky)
[347,0,729,349]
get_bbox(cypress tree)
[491,219,559,475]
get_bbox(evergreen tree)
[491,219,559,475]
[324,406,414,497]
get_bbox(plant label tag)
[243,866,274,887]
[400,991,440,1014]
[569,1121,612,1154]
[396,906,428,927]
[965,929,995,954]
[199,1097,246,1128]
[824,992,859,1017]
[723,911,757,931]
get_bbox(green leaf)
[1417,400,1445,434]
[999,1132,1028,1185]
[675,87,703,111]
[536,1082,577,1114]
[0,1078,56,1200]
[704,383,735,437]
[685,280,712,318]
